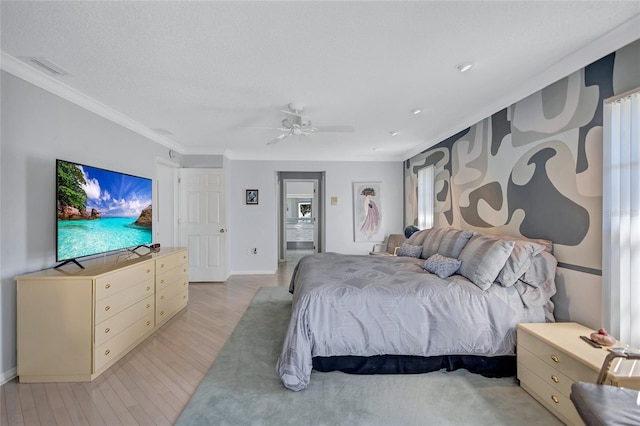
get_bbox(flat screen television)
[56,159,153,268]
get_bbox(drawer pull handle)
[551,375,559,383]
[146,304,151,309]
[160,311,165,316]
[105,306,111,312]
[147,269,151,273]
[160,295,165,300]
[551,395,559,404]
[105,283,111,289]
[160,263,165,268]
[105,349,111,356]
[161,279,164,284]
[183,295,187,299]
[146,321,151,326]
[105,328,110,334]
[146,286,151,291]
[183,282,187,286]
[551,355,559,363]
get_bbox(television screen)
[56,159,153,263]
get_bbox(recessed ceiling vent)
[19,57,71,77]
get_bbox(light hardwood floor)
[1,262,296,426]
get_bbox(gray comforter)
[277,252,555,391]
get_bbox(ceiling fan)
[248,103,355,145]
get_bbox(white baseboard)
[0,367,17,385]
[229,269,277,276]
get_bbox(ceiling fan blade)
[242,126,290,131]
[266,133,290,145]
[280,109,302,117]
[312,125,355,133]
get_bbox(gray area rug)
[176,286,561,426]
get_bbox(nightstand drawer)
[518,328,598,383]
[518,364,583,425]
[518,346,574,398]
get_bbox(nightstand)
[517,322,640,425]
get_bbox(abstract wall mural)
[404,39,640,273]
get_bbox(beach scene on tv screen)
[57,161,152,261]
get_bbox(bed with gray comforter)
[277,229,557,391]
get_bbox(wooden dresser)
[517,322,640,425]
[16,247,188,383]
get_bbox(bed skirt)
[312,355,517,378]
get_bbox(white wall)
[0,71,173,382]
[226,159,404,274]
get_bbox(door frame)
[154,157,180,247]
[277,171,325,262]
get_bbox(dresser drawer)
[94,310,154,372]
[518,329,598,384]
[96,262,154,301]
[518,346,574,398]
[95,278,154,324]
[157,264,188,291]
[156,251,188,275]
[156,289,188,325]
[157,281,188,307]
[94,295,154,347]
[518,364,583,425]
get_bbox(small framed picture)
[246,189,259,205]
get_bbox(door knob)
[220,228,226,233]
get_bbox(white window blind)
[603,88,640,348]
[417,166,434,230]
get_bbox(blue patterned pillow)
[397,243,423,258]
[423,253,462,279]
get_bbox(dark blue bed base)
[312,355,517,377]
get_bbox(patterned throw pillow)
[423,253,462,279]
[397,243,423,258]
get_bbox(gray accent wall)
[404,39,640,326]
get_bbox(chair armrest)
[597,348,640,384]
[370,243,389,255]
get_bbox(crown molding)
[1,51,185,153]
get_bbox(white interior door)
[178,168,226,282]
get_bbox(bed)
[276,227,558,391]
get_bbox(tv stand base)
[54,259,84,269]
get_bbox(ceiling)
[2,1,639,162]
